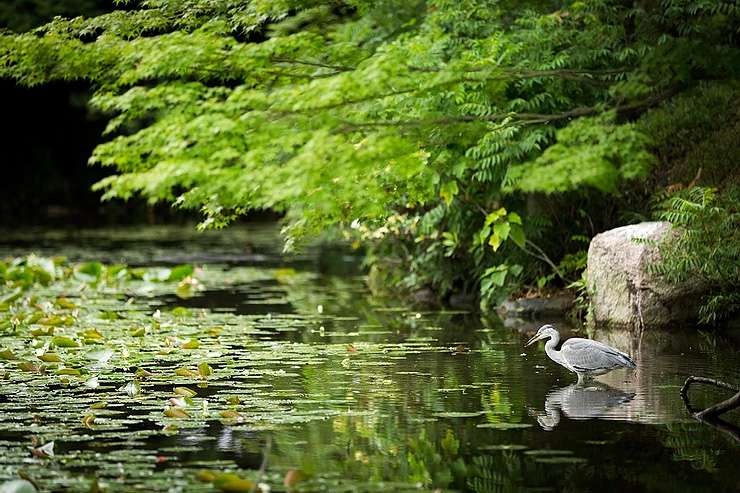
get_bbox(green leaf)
[212,473,256,493]
[509,223,526,248]
[488,232,502,251]
[439,181,459,205]
[197,362,213,378]
[75,262,103,282]
[485,208,507,227]
[493,222,511,243]
[51,336,79,348]
[0,349,18,360]
[168,265,194,282]
[507,212,522,224]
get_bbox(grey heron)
[525,324,636,382]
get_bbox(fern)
[653,186,740,324]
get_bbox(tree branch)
[680,375,740,444]
[336,88,677,131]
[270,57,355,72]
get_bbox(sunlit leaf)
[168,265,194,282]
[0,349,18,360]
[174,387,197,397]
[163,406,190,418]
[181,339,199,349]
[51,336,78,348]
[175,367,198,377]
[37,352,61,363]
[213,473,257,493]
[197,362,213,379]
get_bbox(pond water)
[0,225,738,492]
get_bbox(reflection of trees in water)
[467,453,524,493]
[532,382,636,431]
[661,422,722,473]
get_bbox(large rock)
[587,221,701,328]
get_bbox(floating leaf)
[434,411,484,418]
[74,262,103,282]
[174,387,197,397]
[0,349,18,360]
[168,265,194,282]
[51,336,78,348]
[476,422,532,429]
[37,352,61,363]
[219,410,243,423]
[90,401,107,410]
[81,328,104,340]
[55,297,76,309]
[55,367,81,376]
[100,311,122,321]
[135,367,155,378]
[196,470,216,483]
[164,406,190,419]
[30,327,53,337]
[130,327,146,337]
[38,315,74,327]
[213,473,257,493]
[197,362,213,379]
[171,307,192,317]
[17,361,41,373]
[175,368,198,378]
[176,280,196,299]
[181,339,199,349]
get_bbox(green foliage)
[506,114,656,194]
[1,0,739,309]
[653,187,740,324]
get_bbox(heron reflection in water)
[533,382,636,431]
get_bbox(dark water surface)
[0,226,738,492]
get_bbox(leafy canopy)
[2,0,739,306]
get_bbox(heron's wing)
[560,338,636,372]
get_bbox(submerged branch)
[680,375,740,444]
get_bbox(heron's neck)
[544,334,565,366]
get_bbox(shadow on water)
[0,225,738,492]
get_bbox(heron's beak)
[525,334,541,347]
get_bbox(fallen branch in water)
[680,375,740,444]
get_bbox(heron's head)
[525,324,558,346]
